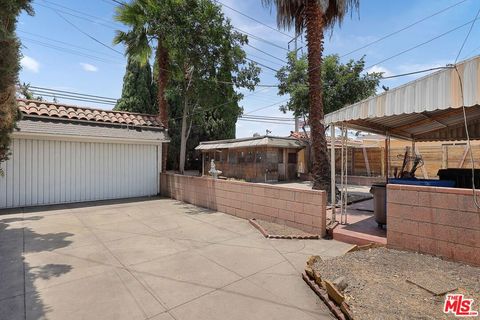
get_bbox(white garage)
[0,100,168,209]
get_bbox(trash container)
[370,183,386,228]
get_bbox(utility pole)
[288,33,301,133]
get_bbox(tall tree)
[115,55,155,114]
[0,1,34,175]
[166,0,260,174]
[114,1,173,125]
[262,0,359,193]
[114,0,177,170]
[277,53,382,120]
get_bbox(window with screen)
[228,151,237,164]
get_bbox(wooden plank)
[442,144,448,169]
[324,279,345,305]
[362,146,371,176]
[381,147,385,177]
[458,145,469,168]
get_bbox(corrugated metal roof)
[324,56,480,141]
[195,136,305,151]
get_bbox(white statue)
[209,159,222,179]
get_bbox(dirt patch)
[312,247,480,319]
[253,219,318,238]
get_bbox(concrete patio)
[0,198,353,320]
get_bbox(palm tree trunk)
[305,0,331,194]
[156,43,169,172]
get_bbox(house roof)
[18,99,163,128]
[324,55,480,141]
[15,119,168,143]
[196,135,305,151]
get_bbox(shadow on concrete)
[174,202,216,216]
[0,196,163,216]
[0,215,73,319]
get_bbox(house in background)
[0,99,169,209]
[195,135,305,182]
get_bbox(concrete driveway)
[0,198,353,320]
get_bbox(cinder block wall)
[387,184,480,266]
[161,173,326,236]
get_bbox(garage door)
[0,138,160,209]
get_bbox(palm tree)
[114,1,171,127]
[114,0,177,171]
[262,0,359,192]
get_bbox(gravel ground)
[255,219,317,236]
[313,247,480,320]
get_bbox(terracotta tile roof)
[17,99,163,128]
[289,131,310,140]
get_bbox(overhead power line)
[244,99,289,115]
[39,0,120,27]
[54,11,124,55]
[244,57,279,73]
[365,15,480,70]
[233,26,288,52]
[381,66,450,80]
[21,37,123,64]
[19,30,121,60]
[246,43,286,63]
[238,118,294,125]
[28,93,115,105]
[454,5,480,63]
[110,0,126,6]
[241,115,294,121]
[35,2,118,30]
[29,86,117,102]
[26,86,291,125]
[41,0,284,73]
[28,92,117,106]
[245,52,284,67]
[341,0,469,58]
[213,0,293,39]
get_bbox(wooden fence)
[333,142,480,178]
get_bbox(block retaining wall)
[387,184,480,266]
[160,173,326,236]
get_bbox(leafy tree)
[115,0,260,173]
[164,0,260,173]
[277,53,382,121]
[262,0,359,194]
[0,1,34,175]
[115,56,155,114]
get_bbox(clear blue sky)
[18,0,480,138]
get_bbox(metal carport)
[324,55,480,220]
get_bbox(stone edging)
[302,274,349,320]
[248,218,319,240]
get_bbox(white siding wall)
[0,138,159,209]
